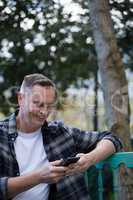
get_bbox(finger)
[43,174,65,183]
[51,166,67,173]
[50,159,63,166]
[67,163,77,169]
[66,165,79,173]
[52,174,65,183]
[65,169,77,176]
[76,153,84,157]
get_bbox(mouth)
[29,113,47,123]
[37,115,46,121]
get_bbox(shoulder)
[47,120,67,131]
[48,120,64,128]
[0,117,9,128]
[0,118,9,139]
[0,114,13,134]
[47,120,73,135]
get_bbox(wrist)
[85,151,97,166]
[7,172,42,198]
[34,171,44,184]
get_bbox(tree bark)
[89,0,131,150]
[93,67,98,131]
[89,0,133,199]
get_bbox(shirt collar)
[8,109,48,135]
[8,111,18,135]
[7,110,62,136]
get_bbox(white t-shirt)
[13,128,49,200]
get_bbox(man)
[0,73,122,200]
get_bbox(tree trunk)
[93,67,98,131]
[89,0,133,199]
[89,0,131,150]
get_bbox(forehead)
[29,85,56,101]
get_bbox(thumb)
[76,153,85,157]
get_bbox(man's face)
[18,85,56,127]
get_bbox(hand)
[65,153,94,176]
[39,160,67,183]
[7,160,67,198]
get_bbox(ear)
[17,92,24,107]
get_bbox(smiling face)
[18,85,56,129]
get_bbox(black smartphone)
[60,156,80,166]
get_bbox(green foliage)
[109,0,133,69]
[0,0,96,114]
[74,0,133,68]
[0,0,132,114]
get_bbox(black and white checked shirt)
[0,111,122,200]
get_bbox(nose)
[39,109,48,115]
[39,110,44,115]
[39,106,49,115]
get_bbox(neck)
[16,112,41,133]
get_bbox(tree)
[74,0,133,70]
[89,0,133,199]
[73,0,133,131]
[0,0,96,114]
[89,0,131,150]
[109,0,133,70]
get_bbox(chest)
[14,133,49,175]
[43,128,77,161]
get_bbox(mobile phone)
[60,156,80,166]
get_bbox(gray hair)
[20,73,57,100]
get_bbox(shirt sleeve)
[0,177,8,200]
[66,126,123,153]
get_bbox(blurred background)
[0,0,132,132]
[0,1,133,199]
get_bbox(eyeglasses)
[33,100,56,110]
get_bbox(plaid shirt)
[0,111,122,200]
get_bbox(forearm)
[86,139,116,165]
[8,172,41,198]
[65,140,116,176]
[8,160,66,198]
